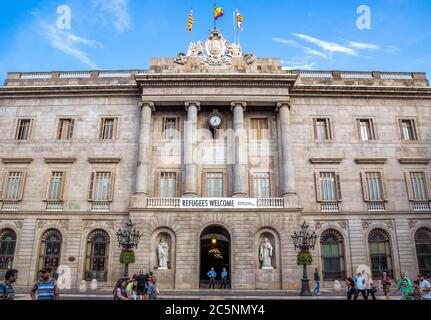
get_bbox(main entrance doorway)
[200,225,231,289]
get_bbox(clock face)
[209,114,223,128]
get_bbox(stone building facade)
[1,33,431,290]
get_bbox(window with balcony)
[15,119,33,141]
[251,173,271,198]
[1,171,26,210]
[361,171,388,211]
[57,119,75,140]
[405,172,430,211]
[88,172,114,211]
[315,171,342,212]
[159,172,178,198]
[203,172,225,198]
[45,171,66,211]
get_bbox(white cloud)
[349,41,379,50]
[92,0,131,33]
[43,24,100,69]
[293,33,357,56]
[272,37,328,59]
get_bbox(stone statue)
[187,41,204,57]
[157,238,169,269]
[57,265,71,290]
[259,238,274,269]
[226,43,243,58]
[174,53,187,65]
[244,53,257,65]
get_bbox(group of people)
[0,268,60,300]
[207,267,229,289]
[113,271,159,301]
[344,271,431,301]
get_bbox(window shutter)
[69,120,75,140]
[412,120,418,140]
[88,172,96,201]
[405,172,414,201]
[109,172,115,202]
[327,118,333,140]
[427,173,431,201]
[335,172,342,202]
[381,171,389,201]
[99,119,104,139]
[60,172,67,201]
[315,171,322,202]
[113,118,118,140]
[398,119,404,140]
[0,172,7,200]
[372,119,378,140]
[201,172,207,197]
[44,172,52,201]
[155,172,161,197]
[313,118,317,140]
[176,117,181,139]
[361,172,370,202]
[223,172,228,197]
[161,118,166,139]
[175,172,181,197]
[18,172,27,201]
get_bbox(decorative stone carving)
[409,220,418,229]
[259,238,274,269]
[226,43,243,57]
[314,222,323,230]
[107,221,115,230]
[244,53,257,65]
[37,221,47,230]
[338,222,347,230]
[385,221,394,230]
[157,237,169,270]
[14,221,23,229]
[174,53,187,65]
[362,221,370,230]
[187,41,204,57]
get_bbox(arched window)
[320,229,345,280]
[368,229,393,278]
[415,228,431,277]
[85,229,110,281]
[38,229,62,275]
[0,229,17,280]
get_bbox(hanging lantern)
[211,234,217,246]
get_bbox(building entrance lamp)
[116,220,142,278]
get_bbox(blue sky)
[0,0,430,83]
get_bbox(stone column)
[183,101,201,197]
[276,101,299,208]
[231,102,249,198]
[131,101,155,208]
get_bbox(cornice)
[310,158,344,164]
[2,158,33,164]
[355,158,388,164]
[88,158,122,164]
[45,158,77,164]
[399,158,431,165]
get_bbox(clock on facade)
[208,112,223,129]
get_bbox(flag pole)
[214,2,216,29]
[233,10,237,45]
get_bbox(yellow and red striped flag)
[187,10,194,33]
[236,9,244,31]
[214,7,224,20]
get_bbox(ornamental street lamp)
[291,221,318,296]
[116,220,142,278]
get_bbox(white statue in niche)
[260,237,274,269]
[157,237,169,270]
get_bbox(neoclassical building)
[0,30,430,289]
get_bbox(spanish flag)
[236,9,244,31]
[214,7,224,20]
[187,10,194,33]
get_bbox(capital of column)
[275,101,292,112]
[139,101,155,111]
[230,101,247,112]
[185,101,201,112]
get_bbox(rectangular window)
[399,119,417,141]
[250,118,269,140]
[251,173,271,198]
[2,172,25,201]
[314,118,332,140]
[206,173,224,198]
[57,119,75,140]
[89,172,114,201]
[315,172,342,202]
[362,172,386,201]
[357,119,376,141]
[46,172,65,201]
[163,118,179,140]
[407,172,429,201]
[15,119,33,140]
[160,172,177,198]
[100,118,118,140]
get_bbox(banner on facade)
[180,198,258,209]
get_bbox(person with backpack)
[31,268,59,300]
[113,278,129,300]
[0,269,18,301]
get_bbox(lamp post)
[291,221,318,296]
[116,220,142,278]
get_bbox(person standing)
[381,272,392,299]
[354,272,367,300]
[31,269,60,300]
[221,268,228,289]
[346,277,356,300]
[113,278,129,300]
[147,276,158,300]
[313,268,321,295]
[401,279,414,300]
[0,269,18,301]
[365,276,377,300]
[392,272,412,297]
[407,280,423,300]
[417,274,431,301]
[207,267,217,289]
[136,271,147,300]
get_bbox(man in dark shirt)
[313,268,321,295]
[136,271,148,300]
[0,269,18,300]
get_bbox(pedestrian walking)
[220,268,228,289]
[365,277,377,300]
[353,272,367,300]
[113,278,129,300]
[392,272,412,297]
[147,276,158,300]
[207,267,217,289]
[31,268,59,300]
[417,274,431,301]
[136,271,148,300]
[313,268,321,295]
[401,279,414,300]
[0,269,18,301]
[346,277,356,300]
[381,272,392,299]
[407,280,423,300]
